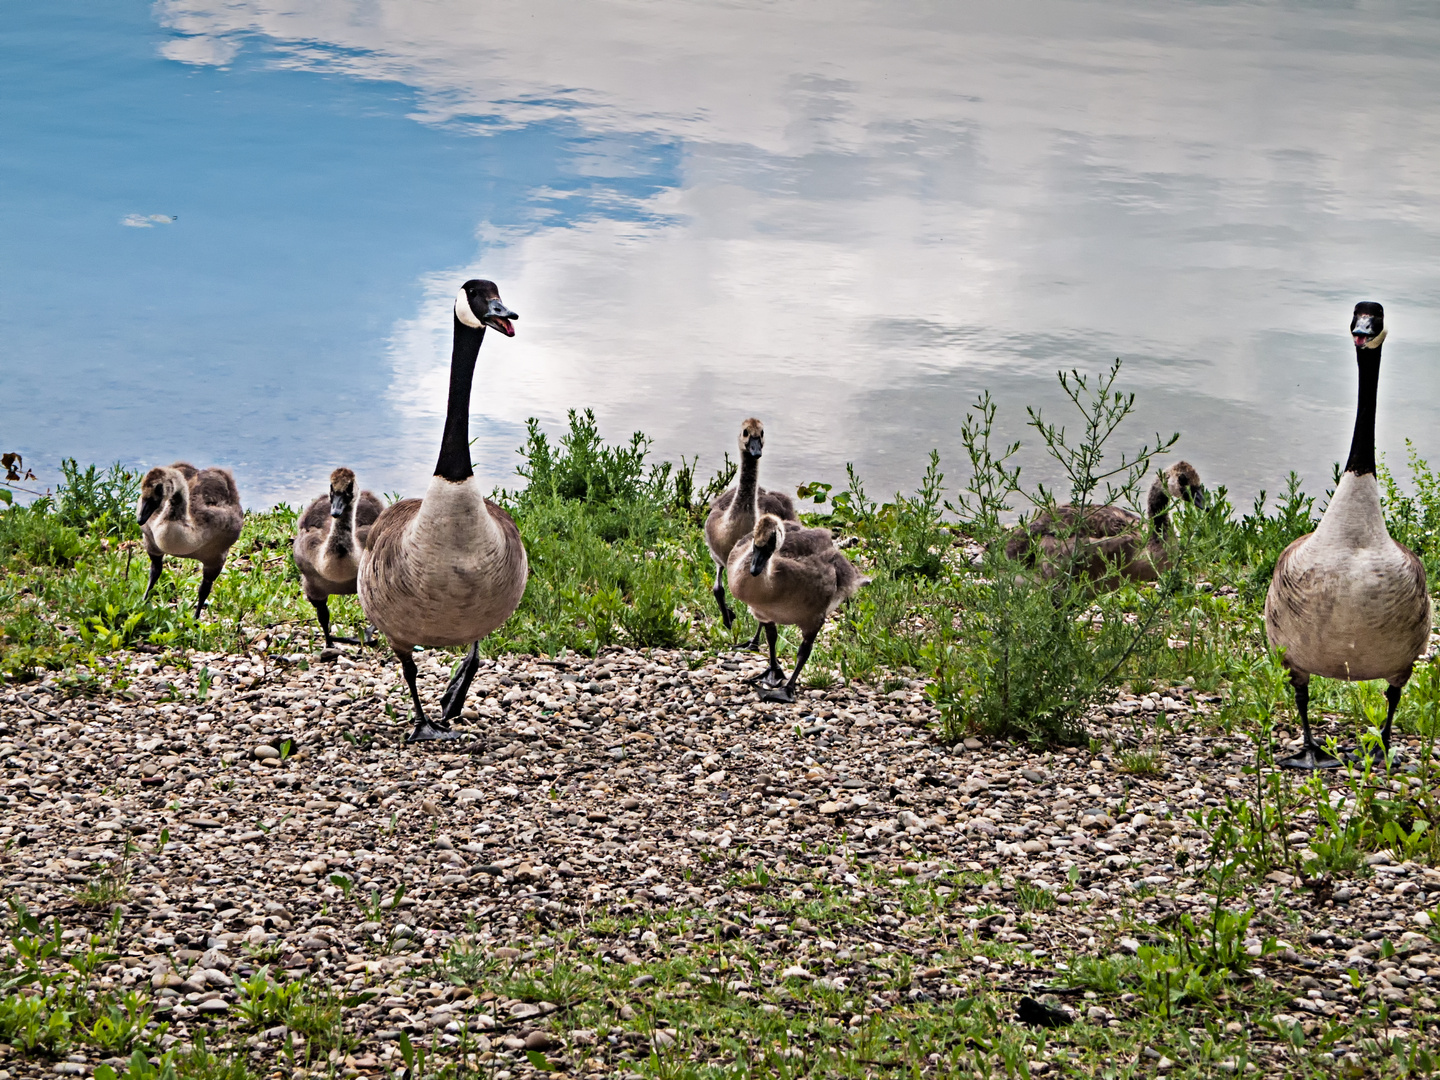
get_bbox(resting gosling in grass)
[704,418,800,648]
[358,279,526,742]
[294,468,383,648]
[727,513,869,703]
[137,462,243,617]
[1265,302,1430,770]
[1004,462,1206,583]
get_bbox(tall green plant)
[932,362,1182,746]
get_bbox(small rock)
[620,797,640,810]
[781,965,812,980]
[653,1030,677,1049]
[253,744,279,760]
[524,1030,558,1051]
[420,799,441,816]
[198,998,229,1013]
[630,974,656,987]
[456,788,483,803]
[964,737,984,750]
[509,1001,541,1019]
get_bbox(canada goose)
[1004,462,1206,583]
[136,462,244,617]
[727,513,869,703]
[1265,302,1430,770]
[293,468,384,648]
[704,418,800,650]
[358,279,526,742]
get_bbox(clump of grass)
[1116,748,1163,776]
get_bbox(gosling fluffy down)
[137,462,244,617]
[293,467,383,647]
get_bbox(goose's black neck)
[434,318,485,483]
[1343,345,1381,477]
[736,453,760,514]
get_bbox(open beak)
[746,436,763,458]
[137,494,161,525]
[482,298,518,338]
[330,493,348,518]
[1353,313,1376,348]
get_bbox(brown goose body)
[1265,473,1429,683]
[1004,462,1204,583]
[359,483,527,651]
[137,462,243,616]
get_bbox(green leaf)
[527,1049,556,1071]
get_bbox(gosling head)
[454,279,518,337]
[328,467,357,519]
[1167,461,1206,509]
[738,418,766,460]
[137,466,183,525]
[749,513,786,575]
[1352,301,1386,351]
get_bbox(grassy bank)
[2,368,1440,1078]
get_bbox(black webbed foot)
[1277,741,1344,770]
[760,685,797,704]
[407,720,463,743]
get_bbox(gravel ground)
[1,641,1438,1077]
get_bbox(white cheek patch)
[454,289,482,329]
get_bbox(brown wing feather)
[298,494,330,533]
[759,488,799,522]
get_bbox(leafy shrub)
[930,364,1181,746]
[55,459,142,539]
[0,499,85,567]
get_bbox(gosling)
[727,513,869,703]
[293,468,384,648]
[137,462,243,617]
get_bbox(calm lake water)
[6,1,1440,510]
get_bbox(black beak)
[750,542,774,576]
[330,493,348,518]
[746,436,763,458]
[482,298,518,338]
[138,494,161,525]
[1191,486,1208,510]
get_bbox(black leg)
[439,643,481,722]
[764,632,815,704]
[744,622,766,652]
[312,597,334,648]
[747,623,787,690]
[1278,673,1342,770]
[143,554,164,601]
[400,649,460,743]
[194,562,222,618]
[713,565,735,630]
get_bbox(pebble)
[1,647,1433,1074]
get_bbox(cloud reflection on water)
[153,0,1440,504]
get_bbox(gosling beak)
[1191,486,1208,510]
[482,298,518,338]
[330,493,348,518]
[750,544,773,576]
[138,494,161,525]
[746,436,763,458]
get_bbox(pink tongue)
[1354,334,1368,346]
